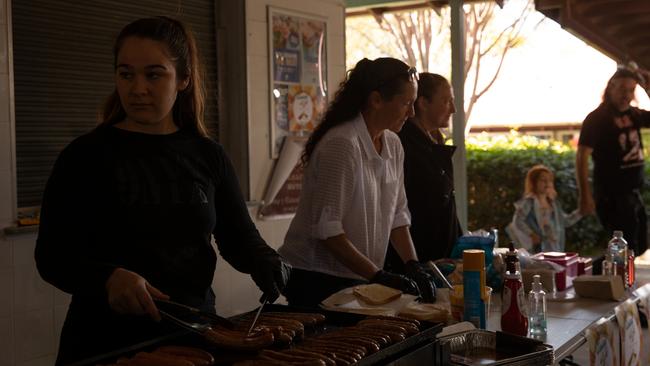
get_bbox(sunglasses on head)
[375,66,419,90]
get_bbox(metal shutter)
[12,0,219,208]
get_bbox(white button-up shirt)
[279,114,411,280]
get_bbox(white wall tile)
[211,269,231,316]
[15,355,56,366]
[12,236,36,266]
[0,123,10,172]
[228,270,259,316]
[248,55,269,92]
[53,305,68,352]
[0,0,6,25]
[0,74,9,123]
[14,310,54,362]
[0,237,11,268]
[0,269,11,318]
[0,317,13,366]
[14,262,53,313]
[246,0,267,22]
[0,26,7,75]
[0,171,13,222]
[53,289,70,308]
[247,20,268,57]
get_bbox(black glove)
[250,253,292,303]
[371,270,420,296]
[405,260,436,303]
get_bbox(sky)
[345,1,650,128]
[470,15,650,127]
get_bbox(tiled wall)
[0,0,345,365]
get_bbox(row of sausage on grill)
[98,312,422,366]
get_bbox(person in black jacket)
[34,16,290,365]
[386,73,463,273]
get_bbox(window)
[12,0,219,208]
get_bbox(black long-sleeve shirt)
[35,125,273,363]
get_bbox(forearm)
[322,234,379,279]
[389,225,418,263]
[576,146,592,199]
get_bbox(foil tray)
[438,329,554,366]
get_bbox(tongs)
[154,299,235,334]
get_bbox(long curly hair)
[602,67,642,105]
[302,57,414,164]
[99,16,208,137]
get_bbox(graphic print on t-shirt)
[615,115,644,169]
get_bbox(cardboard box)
[573,275,625,301]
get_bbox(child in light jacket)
[506,165,582,253]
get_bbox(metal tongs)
[246,294,268,336]
[154,298,235,334]
[428,261,454,289]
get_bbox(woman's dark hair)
[302,57,415,164]
[415,73,449,114]
[602,67,642,105]
[413,73,450,144]
[100,16,208,137]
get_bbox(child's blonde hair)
[524,164,557,198]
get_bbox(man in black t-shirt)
[577,65,650,255]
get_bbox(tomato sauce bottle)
[501,243,528,336]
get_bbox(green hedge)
[466,132,610,255]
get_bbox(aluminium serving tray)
[437,329,554,366]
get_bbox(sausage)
[329,328,391,346]
[262,312,326,325]
[369,319,419,335]
[357,319,408,333]
[283,349,337,366]
[232,360,286,366]
[256,316,305,338]
[154,346,214,366]
[303,345,361,363]
[294,347,353,366]
[302,339,366,358]
[318,334,381,353]
[132,352,196,366]
[354,322,408,342]
[203,326,275,351]
[366,315,421,328]
[260,350,327,366]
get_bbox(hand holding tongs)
[154,298,235,334]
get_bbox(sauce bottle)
[501,243,528,336]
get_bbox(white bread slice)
[398,303,450,322]
[353,284,402,305]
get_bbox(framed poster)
[268,6,327,158]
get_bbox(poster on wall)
[268,6,327,159]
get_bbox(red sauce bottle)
[501,243,528,336]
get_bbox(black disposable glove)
[250,252,292,303]
[371,269,420,296]
[405,260,436,303]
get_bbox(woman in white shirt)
[278,57,435,307]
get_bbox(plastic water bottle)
[608,231,628,288]
[528,274,547,340]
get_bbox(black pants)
[284,268,366,308]
[596,190,648,255]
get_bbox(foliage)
[467,132,607,255]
